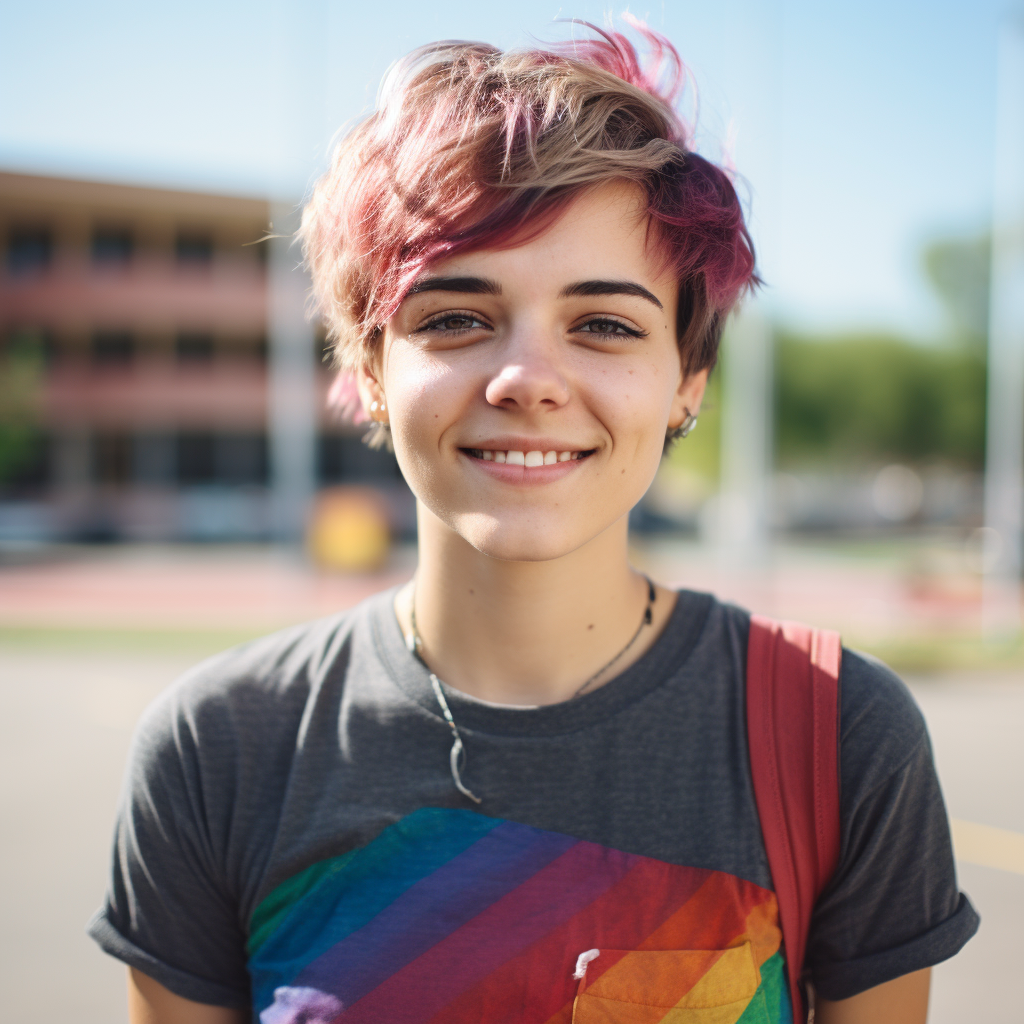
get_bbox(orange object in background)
[307,487,391,572]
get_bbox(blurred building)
[0,170,407,543]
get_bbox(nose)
[484,337,570,412]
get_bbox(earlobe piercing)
[664,408,697,447]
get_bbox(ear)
[667,367,709,431]
[355,364,388,422]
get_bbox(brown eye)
[576,318,645,338]
[421,314,487,333]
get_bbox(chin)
[451,511,595,563]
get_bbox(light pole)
[266,0,326,546]
[984,16,1024,635]
[719,306,773,572]
[267,205,317,545]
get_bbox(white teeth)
[477,448,584,464]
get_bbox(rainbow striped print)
[247,807,791,1023]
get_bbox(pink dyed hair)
[302,20,758,385]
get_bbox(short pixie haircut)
[302,22,758,377]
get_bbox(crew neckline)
[370,584,714,738]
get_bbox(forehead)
[420,181,671,294]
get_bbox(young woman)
[90,24,977,1024]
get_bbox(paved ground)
[1,643,1019,1023]
[0,647,196,1023]
[906,675,1024,1022]
[2,537,1019,650]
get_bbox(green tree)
[0,331,46,484]
[922,233,991,349]
[775,334,985,469]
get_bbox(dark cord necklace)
[405,577,657,804]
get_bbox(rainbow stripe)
[248,808,789,1023]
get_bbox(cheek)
[386,354,460,441]
[598,360,676,454]
[384,354,487,495]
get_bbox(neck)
[398,503,668,706]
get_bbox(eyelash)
[575,318,647,339]
[416,313,647,339]
[418,312,489,334]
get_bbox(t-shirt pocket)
[571,942,768,1024]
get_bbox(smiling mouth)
[461,448,596,466]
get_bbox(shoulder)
[130,590,391,776]
[715,601,927,781]
[709,603,929,797]
[836,647,928,796]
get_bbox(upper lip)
[460,437,595,452]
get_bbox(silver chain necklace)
[405,577,656,804]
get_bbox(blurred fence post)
[984,17,1024,635]
[718,305,773,570]
[267,204,317,545]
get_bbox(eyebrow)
[405,274,663,311]
[407,276,502,296]
[559,279,664,310]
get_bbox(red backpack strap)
[746,615,842,1023]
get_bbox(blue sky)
[0,0,1014,335]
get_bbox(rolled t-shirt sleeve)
[805,649,979,1000]
[87,669,251,1008]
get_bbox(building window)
[176,433,217,484]
[175,432,268,486]
[216,433,267,484]
[92,227,133,265]
[318,433,402,483]
[93,432,133,485]
[0,429,49,493]
[175,332,215,363]
[7,227,52,275]
[92,331,134,366]
[176,232,213,265]
[132,434,176,485]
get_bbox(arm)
[816,967,930,1024]
[128,969,246,1024]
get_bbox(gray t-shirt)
[88,587,977,1021]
